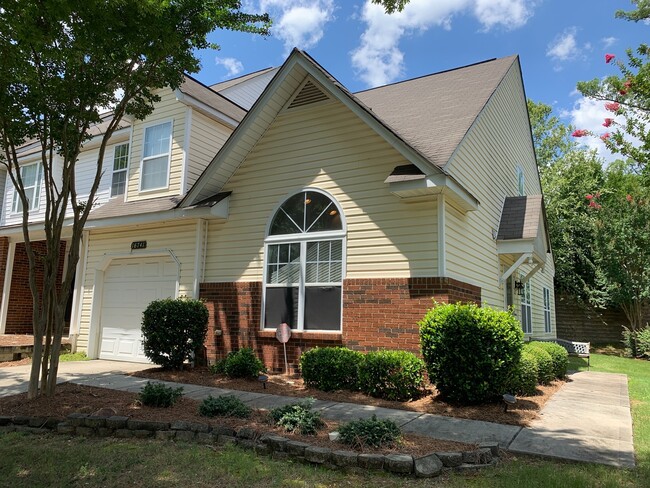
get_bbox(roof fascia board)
[387,174,479,212]
[85,203,228,230]
[175,90,239,129]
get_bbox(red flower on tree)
[627,194,633,203]
[603,118,613,127]
[600,132,611,141]
[605,53,616,63]
[572,129,589,137]
[605,102,620,112]
[586,194,593,200]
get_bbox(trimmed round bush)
[220,348,265,379]
[531,342,568,379]
[300,347,364,392]
[357,350,426,401]
[523,343,555,385]
[419,303,523,404]
[506,349,539,397]
[141,297,209,370]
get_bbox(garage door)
[99,257,177,362]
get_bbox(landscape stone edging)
[0,414,500,477]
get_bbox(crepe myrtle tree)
[575,1,650,173]
[0,0,269,399]
[585,163,650,332]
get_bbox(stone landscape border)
[0,414,500,478]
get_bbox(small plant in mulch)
[199,395,252,418]
[269,398,324,435]
[138,381,183,408]
[338,415,402,449]
[210,348,266,379]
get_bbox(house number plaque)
[131,241,147,250]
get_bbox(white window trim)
[11,162,43,214]
[543,286,552,334]
[110,143,130,197]
[138,119,173,193]
[262,188,347,333]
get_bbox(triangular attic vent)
[287,80,329,109]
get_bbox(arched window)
[263,190,345,331]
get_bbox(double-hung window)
[110,143,129,197]
[520,275,532,334]
[12,163,43,213]
[264,190,345,331]
[543,287,552,333]
[140,121,172,191]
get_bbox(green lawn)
[0,353,648,487]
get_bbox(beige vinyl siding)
[186,110,233,192]
[76,220,199,352]
[204,99,438,282]
[126,88,186,201]
[443,62,555,334]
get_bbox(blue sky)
[193,0,648,161]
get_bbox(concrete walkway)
[508,371,635,468]
[0,361,635,468]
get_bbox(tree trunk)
[28,335,43,399]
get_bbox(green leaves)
[141,297,209,370]
[357,350,426,401]
[419,303,523,404]
[300,347,364,392]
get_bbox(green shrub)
[141,297,209,370]
[270,399,324,435]
[531,342,569,379]
[300,347,364,392]
[216,348,265,379]
[357,350,426,401]
[338,415,401,449]
[623,326,650,358]
[139,381,183,408]
[419,303,523,404]
[199,395,251,418]
[523,343,555,384]
[506,349,539,397]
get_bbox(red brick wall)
[199,277,481,373]
[342,277,481,353]
[5,241,67,334]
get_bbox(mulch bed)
[133,366,565,427]
[0,383,475,458]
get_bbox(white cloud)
[546,27,579,62]
[546,27,592,71]
[351,0,536,88]
[473,0,533,31]
[215,57,244,78]
[254,0,335,53]
[602,36,617,48]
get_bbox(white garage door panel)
[99,257,177,363]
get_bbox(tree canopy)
[0,0,270,398]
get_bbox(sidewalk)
[0,361,635,468]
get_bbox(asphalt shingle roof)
[497,195,543,240]
[355,56,517,169]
